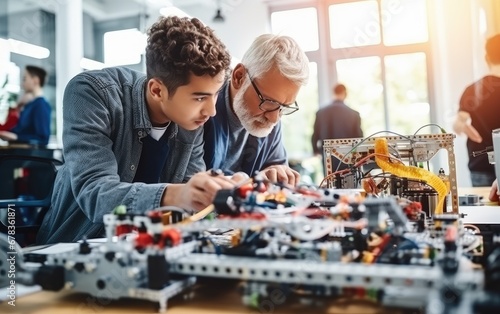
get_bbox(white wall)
[179,0,270,61]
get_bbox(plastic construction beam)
[170,253,482,291]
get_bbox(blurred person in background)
[453,34,500,187]
[0,65,51,145]
[311,83,363,174]
[0,92,34,131]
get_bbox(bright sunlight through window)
[271,8,319,52]
[104,28,146,66]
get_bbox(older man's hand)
[259,165,300,186]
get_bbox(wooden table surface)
[458,186,492,199]
[0,280,406,314]
[458,186,499,206]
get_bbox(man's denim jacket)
[37,67,205,244]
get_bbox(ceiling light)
[213,8,224,22]
[80,58,105,71]
[5,38,50,59]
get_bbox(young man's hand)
[162,171,238,211]
[231,172,250,183]
[259,164,300,186]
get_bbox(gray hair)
[241,34,309,86]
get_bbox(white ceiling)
[6,0,228,21]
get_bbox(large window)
[385,52,429,134]
[281,62,319,158]
[336,56,384,136]
[329,0,381,48]
[270,8,320,159]
[381,0,429,46]
[329,0,431,135]
[270,0,432,155]
[271,8,319,52]
[103,28,146,66]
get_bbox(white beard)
[232,83,277,138]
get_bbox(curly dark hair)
[146,16,231,96]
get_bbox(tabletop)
[0,280,406,314]
[1,187,495,314]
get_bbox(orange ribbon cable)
[374,138,449,215]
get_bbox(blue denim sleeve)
[62,74,166,223]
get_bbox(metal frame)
[322,133,459,213]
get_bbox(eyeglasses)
[247,73,299,115]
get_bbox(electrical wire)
[152,206,194,216]
[412,123,447,136]
[204,235,222,255]
[472,146,494,157]
[321,152,405,188]
[462,224,482,253]
[334,130,415,173]
[183,204,215,223]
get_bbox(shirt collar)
[132,75,178,136]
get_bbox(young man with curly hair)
[203,34,309,186]
[37,16,234,244]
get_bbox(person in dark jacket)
[311,84,363,173]
[203,34,309,186]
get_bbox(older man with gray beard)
[203,34,309,186]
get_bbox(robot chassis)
[322,133,460,213]
[2,133,500,313]
[2,188,500,313]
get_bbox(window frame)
[267,0,436,132]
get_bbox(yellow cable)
[183,204,214,223]
[374,138,449,214]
